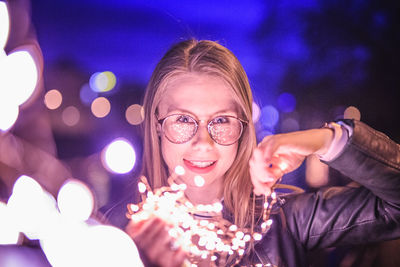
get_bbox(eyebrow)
[166,104,239,117]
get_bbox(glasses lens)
[209,116,243,145]
[163,114,197,144]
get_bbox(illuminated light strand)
[126,173,277,266]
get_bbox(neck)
[183,179,223,205]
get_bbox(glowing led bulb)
[278,161,288,172]
[175,165,185,176]
[138,182,146,193]
[194,175,205,187]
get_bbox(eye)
[176,115,193,123]
[212,116,229,124]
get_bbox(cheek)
[220,144,239,169]
[161,137,184,172]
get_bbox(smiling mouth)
[183,159,217,174]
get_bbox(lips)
[183,159,217,174]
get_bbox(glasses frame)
[157,114,248,146]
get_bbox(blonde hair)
[141,39,257,227]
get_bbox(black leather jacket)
[238,120,400,266]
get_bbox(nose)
[191,123,214,150]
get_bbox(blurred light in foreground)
[57,179,94,222]
[281,118,300,133]
[89,71,117,93]
[0,201,21,245]
[0,99,19,131]
[0,50,38,105]
[62,106,80,126]
[102,138,136,174]
[126,104,144,125]
[91,97,111,118]
[84,225,144,267]
[194,175,205,187]
[260,105,279,129]
[252,102,261,123]
[44,89,62,110]
[0,1,10,51]
[175,165,185,176]
[7,175,58,240]
[277,92,296,113]
[80,83,97,105]
[344,106,361,120]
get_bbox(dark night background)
[2,0,398,203]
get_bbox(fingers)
[250,148,282,196]
[126,217,187,267]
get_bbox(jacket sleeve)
[283,120,400,250]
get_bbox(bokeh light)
[277,92,296,113]
[7,175,58,240]
[0,201,21,245]
[44,89,62,110]
[260,105,279,129]
[125,104,145,125]
[89,71,117,93]
[252,102,261,123]
[0,1,10,51]
[0,50,38,106]
[91,97,111,118]
[194,175,205,187]
[57,179,94,222]
[84,225,144,267]
[0,99,19,131]
[80,83,98,105]
[62,106,80,126]
[102,138,136,174]
[344,106,361,120]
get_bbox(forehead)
[157,73,240,117]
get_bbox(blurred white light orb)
[0,1,10,50]
[0,50,38,106]
[84,225,144,267]
[174,165,185,176]
[7,175,58,239]
[102,138,136,174]
[91,97,111,118]
[0,201,21,245]
[89,71,117,93]
[44,89,62,110]
[0,99,19,131]
[57,179,94,222]
[194,175,205,187]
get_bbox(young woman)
[122,39,400,267]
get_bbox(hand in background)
[250,128,334,196]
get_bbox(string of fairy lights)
[126,166,277,266]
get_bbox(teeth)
[189,161,214,168]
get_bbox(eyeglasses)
[158,114,247,146]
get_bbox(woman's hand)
[249,128,334,196]
[125,216,187,267]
